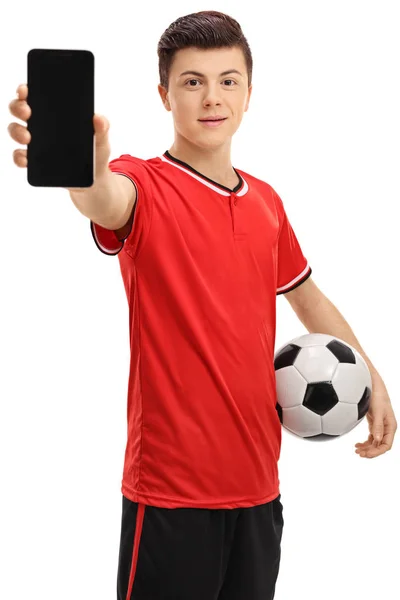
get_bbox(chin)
[196,139,229,151]
[176,128,229,150]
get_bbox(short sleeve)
[90,154,153,257]
[273,189,312,295]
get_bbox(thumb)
[92,114,111,177]
[372,413,384,445]
[93,114,110,141]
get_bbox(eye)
[186,79,200,87]
[184,78,237,87]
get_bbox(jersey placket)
[229,192,246,240]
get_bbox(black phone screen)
[27,49,94,188]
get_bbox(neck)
[168,136,237,188]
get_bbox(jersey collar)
[160,150,249,197]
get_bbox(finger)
[12,149,27,168]
[9,97,31,121]
[357,426,396,452]
[355,434,373,448]
[355,437,380,450]
[355,445,374,454]
[7,122,31,145]
[357,443,389,458]
[16,84,28,100]
[355,438,376,453]
[380,431,395,451]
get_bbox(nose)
[202,83,222,107]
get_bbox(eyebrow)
[179,69,243,78]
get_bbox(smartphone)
[27,48,94,188]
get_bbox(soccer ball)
[274,333,372,440]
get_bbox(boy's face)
[158,46,252,150]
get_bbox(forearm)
[69,169,129,229]
[295,296,387,394]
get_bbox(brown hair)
[157,10,253,90]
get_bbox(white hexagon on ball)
[294,345,339,383]
[332,357,372,404]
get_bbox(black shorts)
[117,493,284,600]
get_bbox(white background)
[1,1,399,598]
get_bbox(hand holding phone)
[7,49,112,190]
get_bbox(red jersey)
[91,150,312,509]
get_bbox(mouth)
[198,117,227,128]
[198,117,227,122]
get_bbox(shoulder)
[109,153,162,171]
[108,154,164,191]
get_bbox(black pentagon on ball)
[275,402,283,423]
[303,382,339,415]
[326,339,356,364]
[274,344,302,370]
[358,386,371,419]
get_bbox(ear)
[244,85,253,112]
[158,84,171,112]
